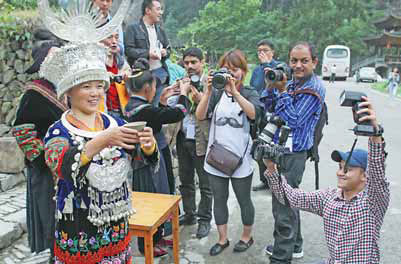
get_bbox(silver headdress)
[38,0,130,98]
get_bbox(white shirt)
[331,65,337,74]
[145,22,162,70]
[204,92,253,178]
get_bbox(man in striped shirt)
[261,42,326,263]
[264,97,388,263]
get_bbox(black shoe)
[179,215,196,226]
[252,182,269,191]
[196,222,211,239]
[210,240,230,256]
[233,237,254,252]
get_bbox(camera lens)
[266,70,284,82]
[258,123,278,144]
[212,74,227,90]
[190,75,201,90]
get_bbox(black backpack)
[293,89,328,189]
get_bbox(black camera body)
[190,74,201,91]
[265,63,293,83]
[251,114,291,167]
[212,68,233,90]
[339,90,375,136]
[110,75,123,84]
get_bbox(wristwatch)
[373,124,384,137]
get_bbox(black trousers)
[176,132,212,223]
[270,151,307,264]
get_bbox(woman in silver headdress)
[37,0,152,263]
[41,42,158,263]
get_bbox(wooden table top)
[128,192,181,231]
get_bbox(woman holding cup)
[124,58,191,256]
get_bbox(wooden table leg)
[144,232,154,264]
[172,204,180,264]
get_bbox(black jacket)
[124,19,170,80]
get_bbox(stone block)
[15,50,25,60]
[0,137,25,174]
[14,60,24,74]
[5,107,16,126]
[0,172,25,192]
[0,124,10,137]
[4,210,26,233]
[16,74,26,82]
[0,220,23,250]
[1,101,12,114]
[2,70,14,85]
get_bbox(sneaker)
[196,222,211,239]
[265,244,274,256]
[292,249,304,259]
[264,245,303,259]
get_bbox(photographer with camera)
[250,39,280,192]
[264,96,389,264]
[250,39,280,96]
[196,49,262,256]
[260,42,326,263]
[100,31,131,119]
[173,48,214,239]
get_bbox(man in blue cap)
[263,96,389,264]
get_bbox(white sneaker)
[265,245,304,259]
[292,250,304,259]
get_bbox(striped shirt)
[265,140,389,264]
[275,74,325,152]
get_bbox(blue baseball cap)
[331,149,368,171]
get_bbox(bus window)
[327,48,348,59]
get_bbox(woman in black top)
[12,40,66,259]
[124,58,191,256]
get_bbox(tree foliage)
[175,0,382,65]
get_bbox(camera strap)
[211,96,250,162]
[344,137,358,173]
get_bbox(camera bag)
[292,88,328,189]
[206,99,249,176]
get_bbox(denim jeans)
[151,67,168,106]
[270,151,307,264]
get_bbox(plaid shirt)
[265,140,389,264]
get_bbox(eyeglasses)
[257,49,272,54]
[215,117,243,128]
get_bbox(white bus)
[321,45,350,81]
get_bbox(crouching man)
[264,97,389,264]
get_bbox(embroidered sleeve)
[45,136,70,179]
[11,124,44,162]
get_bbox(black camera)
[110,75,123,84]
[265,63,293,83]
[251,113,291,167]
[339,90,375,136]
[212,68,233,90]
[190,74,201,91]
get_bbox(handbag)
[206,100,249,176]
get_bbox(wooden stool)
[129,192,181,264]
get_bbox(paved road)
[174,79,401,264]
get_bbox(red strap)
[291,88,323,106]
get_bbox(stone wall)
[0,18,37,126]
